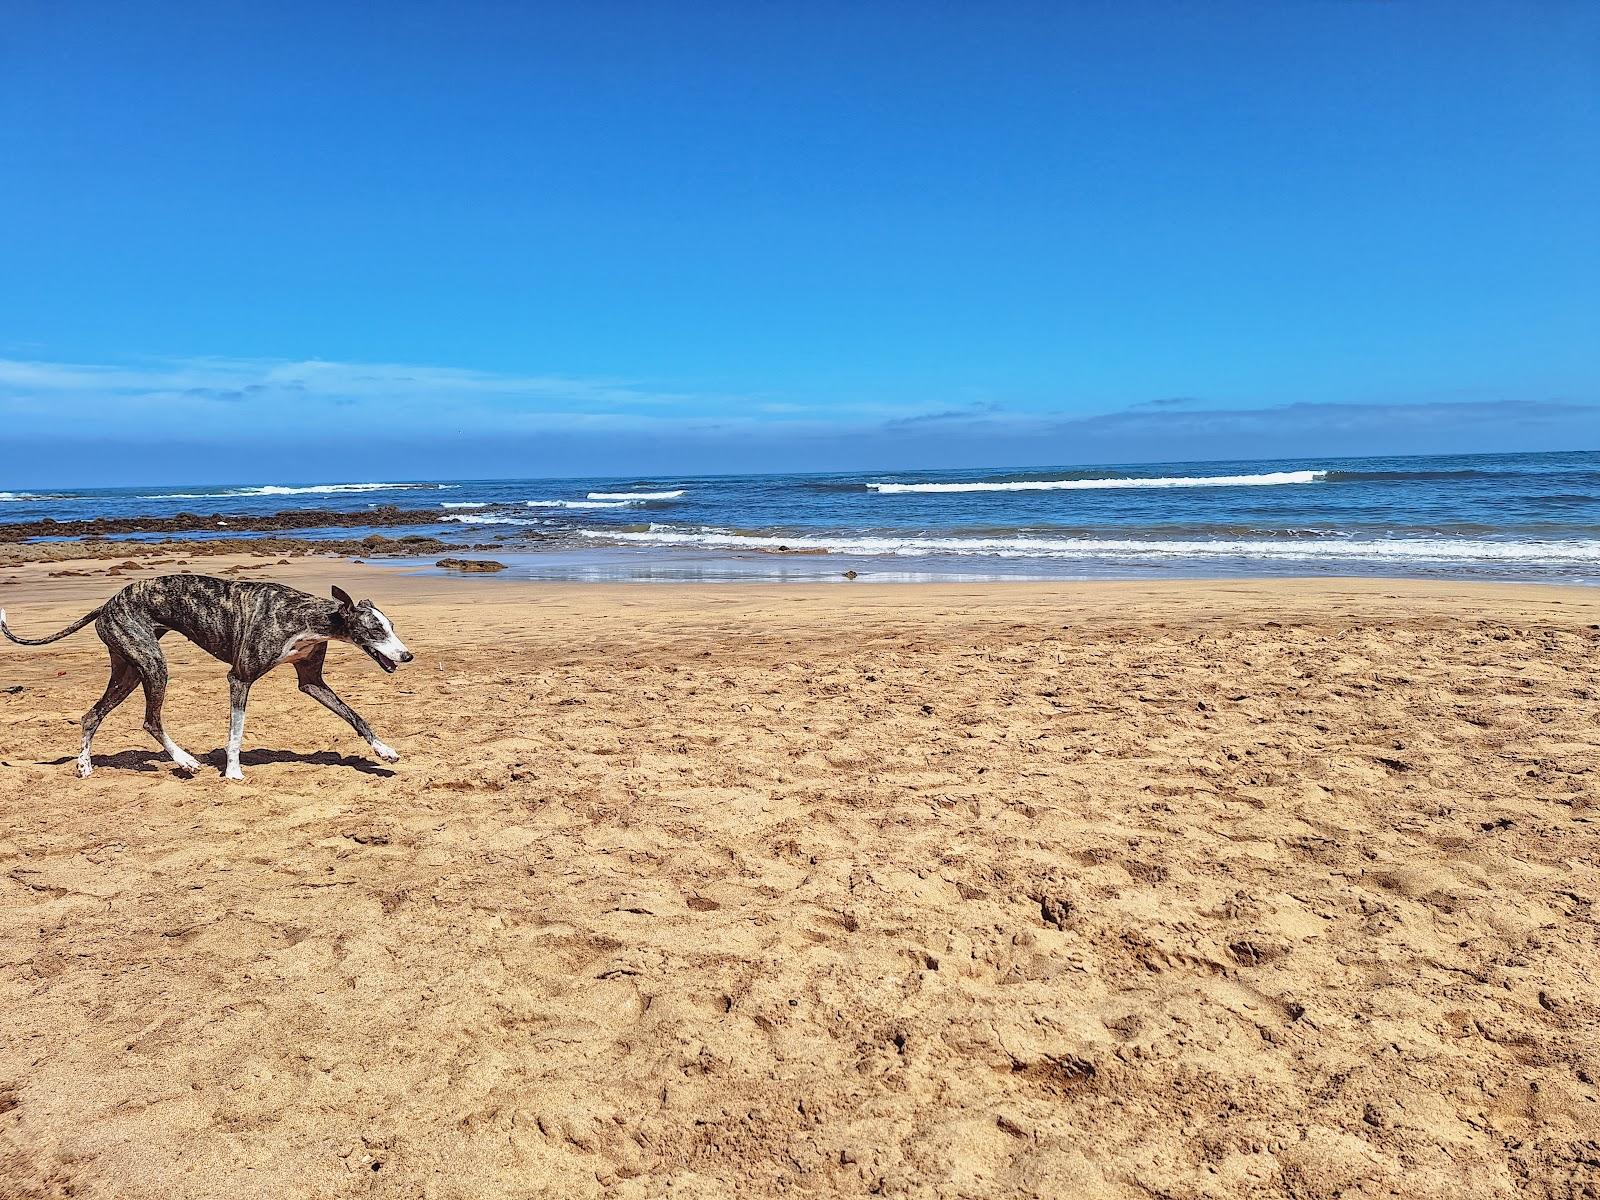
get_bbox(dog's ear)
[331,585,355,610]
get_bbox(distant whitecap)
[865,470,1327,493]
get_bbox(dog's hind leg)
[224,673,251,781]
[294,649,400,763]
[143,670,202,773]
[77,653,140,778]
[117,623,202,774]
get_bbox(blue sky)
[1,1,1596,485]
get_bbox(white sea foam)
[0,492,61,501]
[585,526,1600,565]
[865,470,1327,493]
[247,483,434,495]
[441,502,488,509]
[525,499,638,509]
[144,482,449,498]
[586,489,686,500]
[444,513,542,525]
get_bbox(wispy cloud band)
[0,355,1592,472]
[0,355,731,434]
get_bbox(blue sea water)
[5,450,1600,584]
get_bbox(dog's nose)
[400,651,414,663]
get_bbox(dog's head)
[332,586,413,673]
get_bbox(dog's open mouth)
[364,645,400,673]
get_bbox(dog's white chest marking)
[275,631,326,666]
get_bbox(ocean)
[6,449,1600,584]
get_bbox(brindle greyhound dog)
[1,575,412,780]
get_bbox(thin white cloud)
[0,354,995,440]
[0,355,707,403]
[0,355,747,435]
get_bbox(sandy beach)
[1,558,1597,1199]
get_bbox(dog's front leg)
[294,659,400,763]
[225,674,252,780]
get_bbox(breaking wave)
[865,470,1327,493]
[143,482,451,498]
[444,513,542,526]
[525,499,640,509]
[583,525,1600,565]
[587,489,686,500]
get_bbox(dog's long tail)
[0,606,103,646]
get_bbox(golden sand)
[1,558,1597,1198]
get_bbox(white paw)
[224,765,245,782]
[371,741,400,764]
[75,759,93,779]
[173,754,202,774]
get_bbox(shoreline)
[4,552,1599,632]
[5,536,1600,590]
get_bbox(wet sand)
[1,558,1597,1198]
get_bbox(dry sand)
[1,558,1597,1199]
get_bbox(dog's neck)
[284,601,350,648]
[271,603,349,667]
